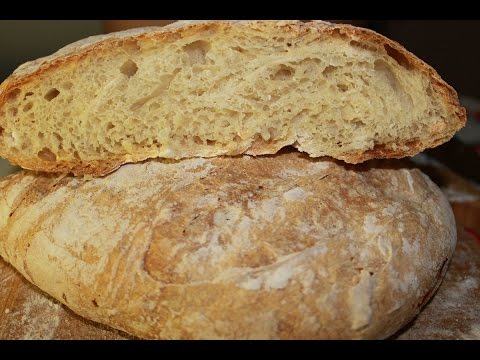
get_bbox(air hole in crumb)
[106,122,115,130]
[120,59,138,77]
[206,139,216,146]
[24,91,34,99]
[149,102,160,111]
[73,151,80,159]
[193,136,203,145]
[352,119,366,129]
[53,132,63,142]
[125,40,141,53]
[322,65,337,76]
[6,88,21,103]
[267,127,277,138]
[38,132,44,139]
[183,40,211,65]
[384,44,412,70]
[0,127,4,136]
[38,148,56,161]
[272,65,294,81]
[92,299,99,307]
[23,102,33,112]
[44,88,60,101]
[232,46,246,53]
[337,84,348,92]
[374,60,399,91]
[8,107,18,116]
[349,40,377,52]
[330,27,348,39]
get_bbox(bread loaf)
[0,151,456,339]
[0,20,465,175]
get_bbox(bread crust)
[0,152,457,339]
[0,21,466,176]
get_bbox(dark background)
[1,20,479,98]
[372,20,480,99]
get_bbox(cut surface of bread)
[0,151,456,339]
[0,20,465,175]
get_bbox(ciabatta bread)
[0,151,456,339]
[0,20,465,175]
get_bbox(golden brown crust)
[0,20,466,176]
[0,152,457,339]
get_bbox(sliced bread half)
[0,20,465,175]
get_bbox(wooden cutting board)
[0,215,478,340]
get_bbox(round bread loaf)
[0,151,456,339]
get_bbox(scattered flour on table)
[8,291,61,340]
[462,324,480,340]
[444,277,479,302]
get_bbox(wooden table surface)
[0,159,479,340]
